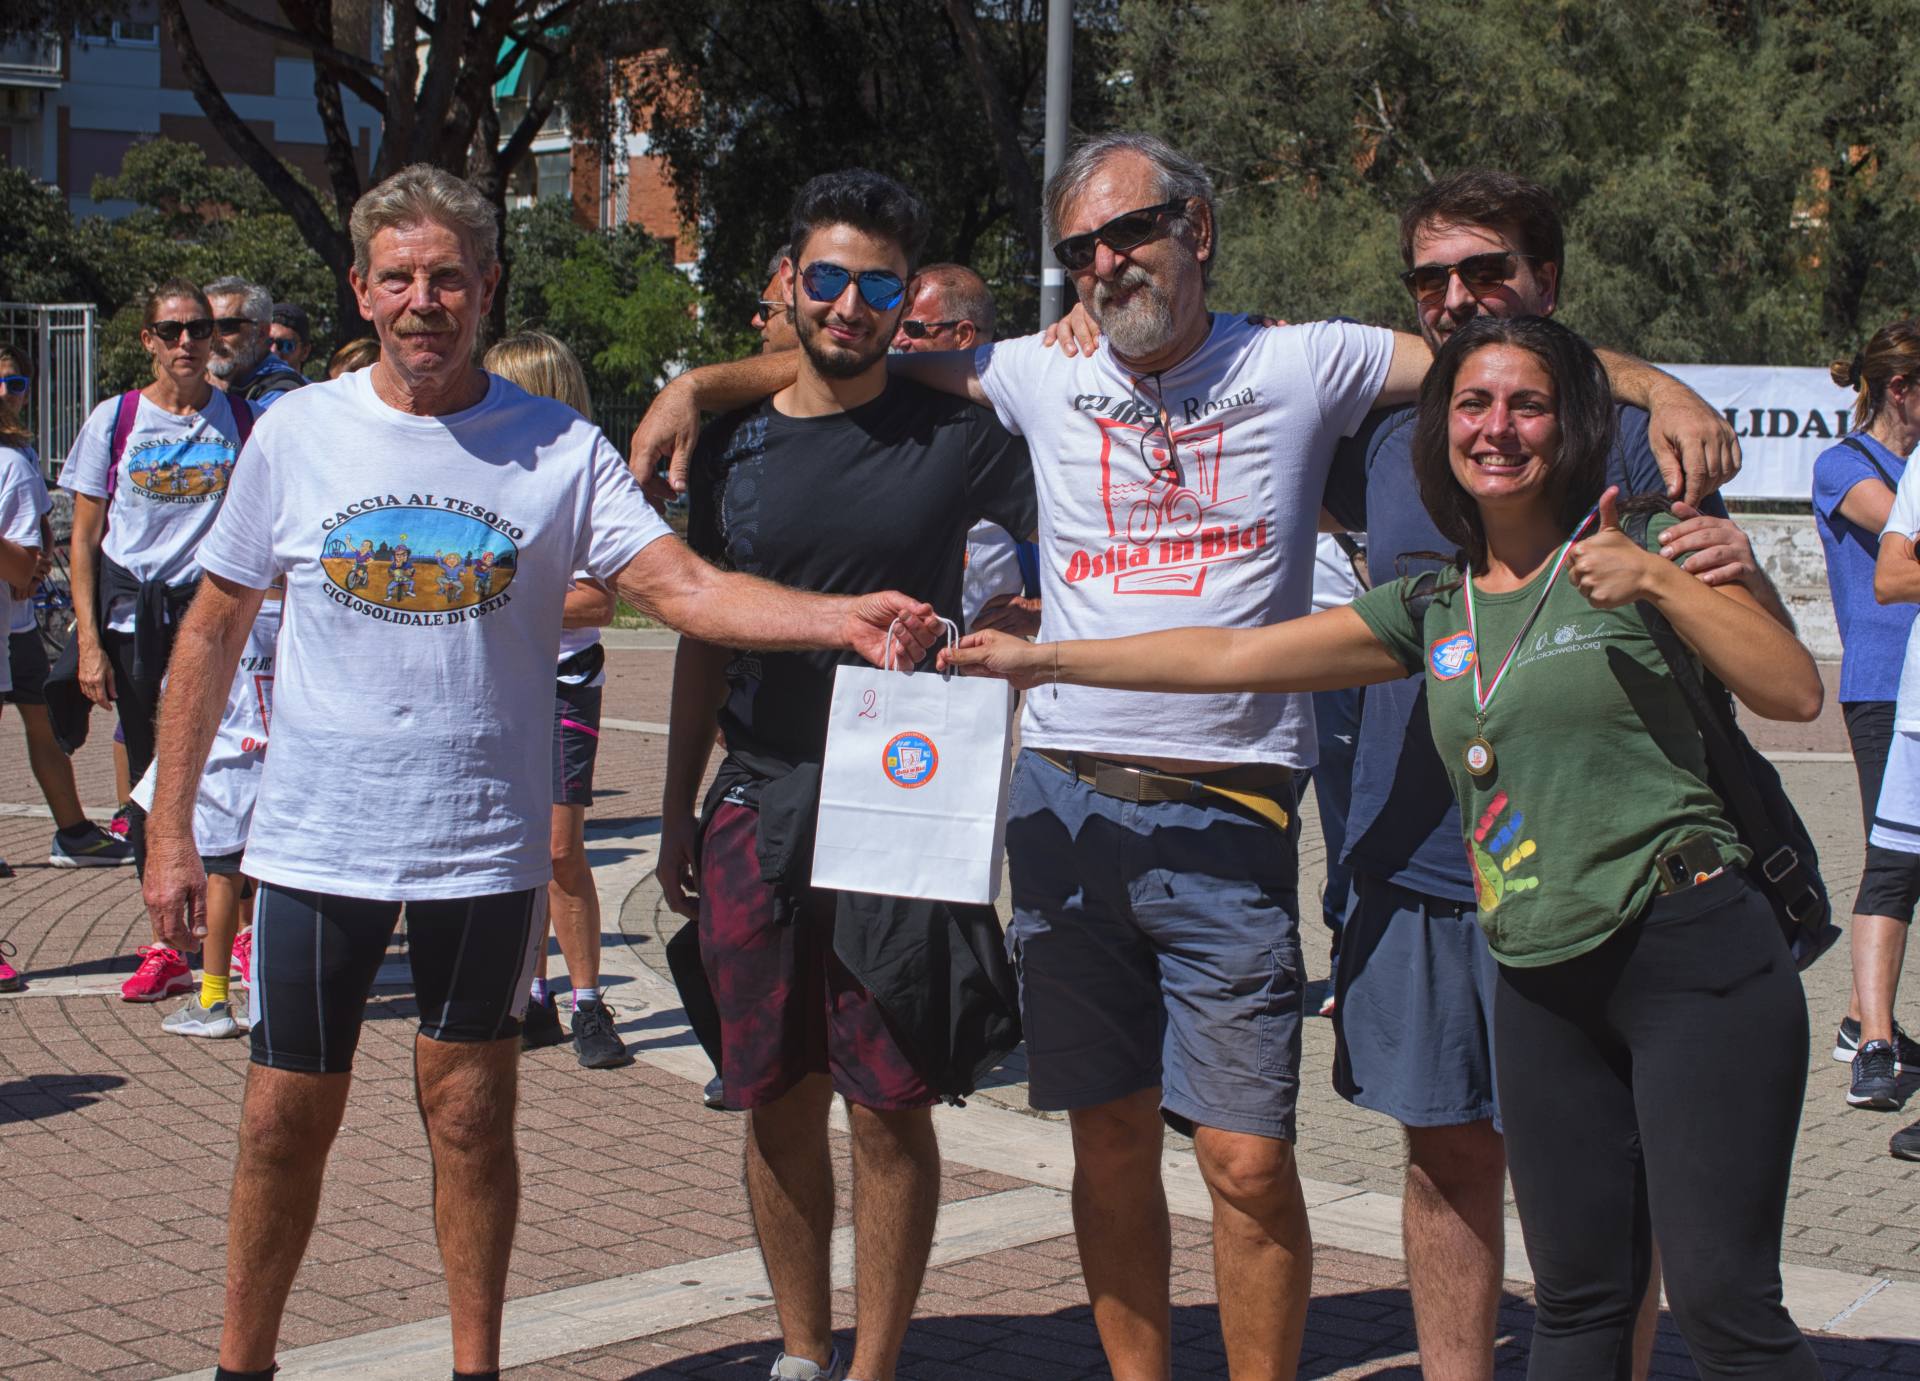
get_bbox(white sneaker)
[161,995,239,1039]
[771,1348,847,1381]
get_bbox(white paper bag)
[811,621,1015,905]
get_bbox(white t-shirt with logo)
[0,443,46,688]
[132,599,281,856]
[975,316,1394,765]
[194,369,674,899]
[59,389,253,633]
[1881,467,1920,731]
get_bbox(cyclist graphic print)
[125,436,236,502]
[319,503,518,624]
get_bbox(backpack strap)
[104,389,140,504]
[229,394,255,452]
[1840,435,1898,492]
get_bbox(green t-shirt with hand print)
[1349,517,1746,968]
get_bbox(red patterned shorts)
[698,801,936,1111]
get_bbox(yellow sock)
[201,972,230,1008]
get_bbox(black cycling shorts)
[1844,701,1920,923]
[247,883,545,1073]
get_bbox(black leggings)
[1495,872,1818,1380]
[103,628,167,875]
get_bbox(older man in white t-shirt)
[631,132,1739,1380]
[141,165,942,1381]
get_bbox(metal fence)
[0,302,97,478]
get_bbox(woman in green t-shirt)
[947,315,1823,1380]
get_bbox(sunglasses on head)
[213,315,257,335]
[798,261,906,312]
[1399,251,1539,304]
[897,319,961,340]
[1052,198,1190,273]
[0,375,28,395]
[148,318,215,344]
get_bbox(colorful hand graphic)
[1470,790,1540,914]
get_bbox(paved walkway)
[0,642,1915,1379]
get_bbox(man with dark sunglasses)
[269,303,313,372]
[750,244,799,354]
[657,168,1034,1381]
[1314,168,1788,1381]
[205,277,306,407]
[633,131,1738,1381]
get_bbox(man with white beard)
[630,131,1738,1380]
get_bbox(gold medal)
[1464,735,1495,777]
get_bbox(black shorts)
[4,629,50,705]
[247,883,545,1073]
[1844,701,1920,923]
[553,681,603,807]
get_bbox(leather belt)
[1034,750,1293,832]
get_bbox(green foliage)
[1111,0,1920,363]
[502,198,725,415]
[637,0,1119,343]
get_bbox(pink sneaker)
[108,806,131,840]
[230,929,253,986]
[0,940,23,992]
[121,945,192,1003]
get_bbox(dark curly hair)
[787,168,930,272]
[1409,314,1617,572]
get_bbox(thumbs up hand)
[1568,487,1663,610]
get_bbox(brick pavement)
[2,645,1917,1378]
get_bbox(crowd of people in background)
[0,129,1913,1381]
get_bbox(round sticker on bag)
[882,731,939,789]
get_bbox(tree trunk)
[943,0,1040,271]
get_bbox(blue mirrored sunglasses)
[799,261,906,312]
[0,375,28,395]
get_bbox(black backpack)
[1620,505,1840,970]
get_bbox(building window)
[78,0,159,46]
[535,150,570,203]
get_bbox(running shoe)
[108,806,131,840]
[1832,1017,1920,1070]
[48,823,135,868]
[571,999,632,1069]
[1893,1120,1920,1162]
[0,855,12,880]
[0,940,22,992]
[161,995,239,1039]
[1318,956,1338,1018]
[521,996,567,1050]
[1848,1042,1902,1111]
[230,929,253,986]
[771,1350,847,1381]
[120,945,193,1003]
[704,1075,729,1111]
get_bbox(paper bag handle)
[884,614,960,673]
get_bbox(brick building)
[0,0,693,264]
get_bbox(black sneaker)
[1893,1120,1920,1162]
[1849,1041,1902,1110]
[521,996,567,1050]
[571,999,631,1069]
[1833,1017,1920,1070]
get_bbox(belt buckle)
[1092,760,1148,802]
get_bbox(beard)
[1091,267,1178,359]
[1423,298,1483,351]
[796,307,892,380]
[209,337,266,380]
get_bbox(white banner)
[1658,364,1852,502]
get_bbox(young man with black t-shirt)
[656,170,1036,1381]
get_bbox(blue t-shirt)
[1811,432,1909,704]
[1326,402,1721,901]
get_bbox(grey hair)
[349,163,499,277]
[912,263,996,340]
[1044,131,1216,277]
[203,276,272,324]
[766,243,791,278]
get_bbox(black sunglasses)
[1399,251,1539,304]
[1052,198,1190,273]
[148,319,215,344]
[898,319,962,340]
[268,337,300,356]
[0,374,28,395]
[799,261,906,312]
[213,315,257,335]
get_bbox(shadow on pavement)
[0,1072,127,1124]
[565,1295,1920,1380]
